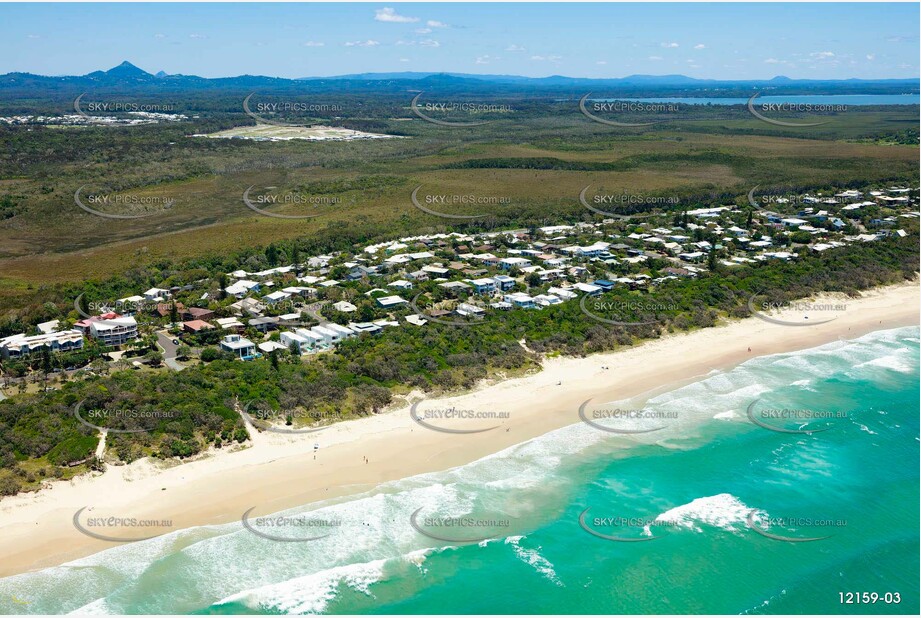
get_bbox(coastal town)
[1,184,916,390]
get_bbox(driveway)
[156,331,186,372]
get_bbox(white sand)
[0,282,917,576]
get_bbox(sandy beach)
[0,281,917,578]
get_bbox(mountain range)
[1,61,917,97]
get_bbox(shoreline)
[0,281,918,578]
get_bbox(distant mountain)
[0,62,917,98]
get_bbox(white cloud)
[810,51,835,59]
[304,41,324,47]
[475,55,492,65]
[153,33,166,39]
[415,28,432,34]
[26,34,40,39]
[764,58,780,64]
[400,58,410,63]
[693,44,706,50]
[345,40,380,47]
[866,54,875,61]
[648,55,663,61]
[419,39,440,48]
[426,20,448,28]
[530,55,562,63]
[661,42,679,48]
[374,7,418,23]
[506,44,526,52]
[596,60,607,65]
[189,34,207,39]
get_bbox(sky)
[1,3,918,80]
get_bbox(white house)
[500,257,531,270]
[280,331,312,354]
[573,282,603,296]
[547,286,577,300]
[376,295,408,308]
[88,317,138,347]
[0,330,84,359]
[263,291,292,305]
[295,328,325,349]
[456,303,486,317]
[308,325,339,346]
[225,280,260,298]
[220,334,257,359]
[143,287,171,302]
[504,292,536,309]
[468,278,496,294]
[533,294,563,307]
[332,301,358,313]
[326,323,356,340]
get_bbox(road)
[156,331,186,372]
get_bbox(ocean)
[1,326,918,615]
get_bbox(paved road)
[156,331,186,372]
[303,301,328,322]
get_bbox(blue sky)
[2,3,918,79]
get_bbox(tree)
[266,244,279,266]
[270,349,280,370]
[169,303,178,324]
[40,345,53,381]
[291,245,300,273]
[707,247,717,271]
[526,273,542,288]
[176,345,191,360]
[144,349,163,366]
[218,274,229,300]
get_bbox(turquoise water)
[596,94,919,106]
[1,327,917,614]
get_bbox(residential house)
[220,334,258,360]
[182,320,214,334]
[0,330,84,359]
[376,295,408,308]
